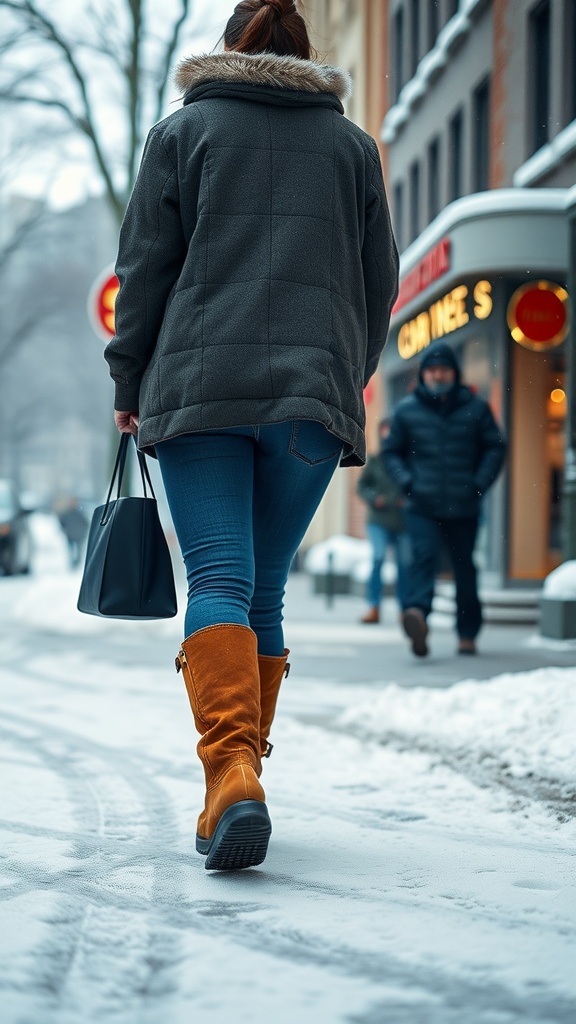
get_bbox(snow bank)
[28,512,69,574]
[303,535,369,574]
[11,513,183,638]
[543,560,576,599]
[339,667,576,788]
[10,572,183,637]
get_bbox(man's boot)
[402,607,429,657]
[258,650,290,760]
[175,623,271,870]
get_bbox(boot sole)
[196,800,272,871]
[402,609,429,657]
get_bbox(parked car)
[0,479,31,575]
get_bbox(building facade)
[304,1,575,575]
[382,0,575,583]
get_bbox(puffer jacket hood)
[175,51,353,103]
[419,342,461,384]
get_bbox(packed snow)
[543,560,576,599]
[338,669,576,809]
[0,514,575,1022]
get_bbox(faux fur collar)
[174,51,352,101]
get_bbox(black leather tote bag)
[78,434,177,619]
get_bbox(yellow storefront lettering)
[398,281,492,359]
[398,312,431,359]
[451,285,469,329]
[429,298,445,339]
[473,279,493,320]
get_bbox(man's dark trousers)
[403,510,482,640]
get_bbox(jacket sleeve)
[104,126,187,411]
[474,403,507,494]
[382,412,412,494]
[361,141,399,386]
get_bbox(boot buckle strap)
[284,661,291,678]
[264,741,274,758]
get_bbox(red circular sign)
[89,267,119,341]
[507,282,568,350]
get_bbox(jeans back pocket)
[289,421,343,466]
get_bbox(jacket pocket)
[289,421,343,466]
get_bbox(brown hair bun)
[224,0,312,59]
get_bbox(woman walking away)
[104,0,398,871]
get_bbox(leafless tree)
[0,0,198,225]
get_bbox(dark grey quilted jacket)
[104,51,399,466]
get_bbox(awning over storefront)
[386,188,570,373]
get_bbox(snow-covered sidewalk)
[0,517,575,1022]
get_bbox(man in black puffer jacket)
[383,342,506,657]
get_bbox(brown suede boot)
[360,607,380,624]
[175,623,271,870]
[258,650,290,760]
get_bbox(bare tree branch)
[0,0,198,223]
[0,204,44,274]
[125,0,143,195]
[0,0,126,220]
[153,0,192,124]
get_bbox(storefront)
[382,189,570,585]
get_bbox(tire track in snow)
[1,687,574,1021]
[0,712,185,1019]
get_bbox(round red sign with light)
[507,281,568,351]
[89,266,120,342]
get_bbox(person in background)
[357,417,408,623]
[58,499,88,569]
[104,0,398,870]
[383,342,506,658]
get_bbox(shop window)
[428,0,439,50]
[473,77,490,192]
[410,0,421,77]
[563,1,576,126]
[409,160,420,242]
[393,6,405,102]
[449,108,464,200]
[529,0,551,153]
[428,136,440,222]
[393,181,405,251]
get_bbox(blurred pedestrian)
[383,342,506,657]
[104,0,398,870]
[357,417,409,623]
[58,499,88,569]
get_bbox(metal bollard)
[326,550,335,609]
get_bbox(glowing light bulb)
[550,389,565,404]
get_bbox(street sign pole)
[87,267,131,494]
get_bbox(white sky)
[2,0,233,210]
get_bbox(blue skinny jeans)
[156,421,342,655]
[365,523,411,609]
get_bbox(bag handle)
[101,434,157,524]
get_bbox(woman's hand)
[114,410,139,436]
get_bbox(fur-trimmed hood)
[174,51,352,102]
